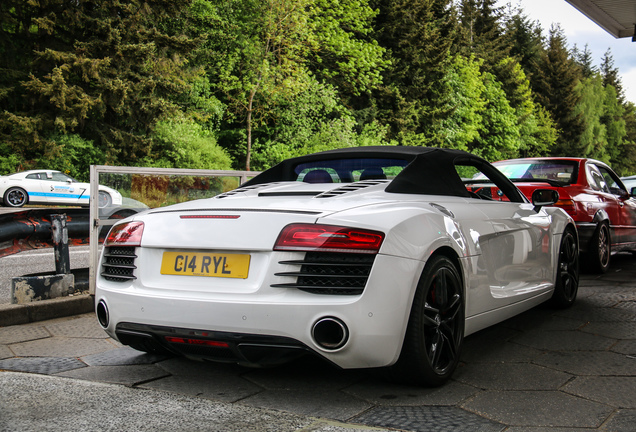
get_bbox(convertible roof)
[245,146,523,200]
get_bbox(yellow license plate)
[160,252,250,279]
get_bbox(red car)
[492,157,636,273]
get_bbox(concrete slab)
[563,377,636,408]
[462,390,613,428]
[534,350,636,375]
[139,357,263,403]
[9,336,116,357]
[55,364,171,386]
[452,362,572,390]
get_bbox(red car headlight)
[274,224,384,254]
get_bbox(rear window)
[493,160,578,185]
[293,158,409,184]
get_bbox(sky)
[498,0,636,104]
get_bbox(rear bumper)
[95,253,423,369]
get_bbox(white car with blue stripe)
[0,170,122,208]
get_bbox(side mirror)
[532,189,559,212]
[631,187,636,197]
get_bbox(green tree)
[0,0,197,170]
[371,0,456,145]
[574,76,608,160]
[494,57,554,157]
[205,0,387,170]
[144,118,232,170]
[600,48,625,104]
[532,25,585,156]
[440,55,485,151]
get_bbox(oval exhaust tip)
[312,317,349,350]
[96,300,109,328]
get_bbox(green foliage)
[144,119,232,170]
[0,143,21,175]
[251,81,393,169]
[440,55,485,152]
[574,76,608,160]
[38,134,107,182]
[0,0,634,178]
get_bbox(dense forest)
[1,0,635,181]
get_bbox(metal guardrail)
[88,166,258,294]
[0,208,91,258]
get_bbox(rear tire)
[387,255,464,387]
[586,222,610,273]
[549,227,579,308]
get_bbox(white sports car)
[0,170,122,208]
[95,146,578,386]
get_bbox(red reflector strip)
[164,336,229,348]
[180,215,240,219]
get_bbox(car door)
[458,162,555,315]
[595,164,636,247]
[44,172,85,205]
[23,172,50,203]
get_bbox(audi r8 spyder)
[491,157,636,273]
[0,170,123,208]
[95,146,579,386]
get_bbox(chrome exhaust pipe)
[312,317,349,350]
[96,299,109,328]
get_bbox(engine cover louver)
[272,252,375,295]
[101,246,137,282]
[215,183,277,199]
[315,180,389,198]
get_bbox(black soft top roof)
[244,146,524,201]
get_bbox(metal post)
[51,214,70,275]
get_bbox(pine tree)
[532,25,585,156]
[456,0,509,70]
[600,48,625,104]
[0,0,197,167]
[573,44,597,78]
[370,0,457,145]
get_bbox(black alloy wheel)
[550,227,579,308]
[388,255,464,387]
[3,187,28,207]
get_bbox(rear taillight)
[105,221,144,246]
[274,224,384,254]
[554,199,576,215]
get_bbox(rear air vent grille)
[316,180,389,198]
[272,252,375,295]
[101,246,137,282]
[216,183,278,199]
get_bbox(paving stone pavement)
[1,254,636,431]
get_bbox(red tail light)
[554,199,576,215]
[105,221,144,246]
[274,224,384,254]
